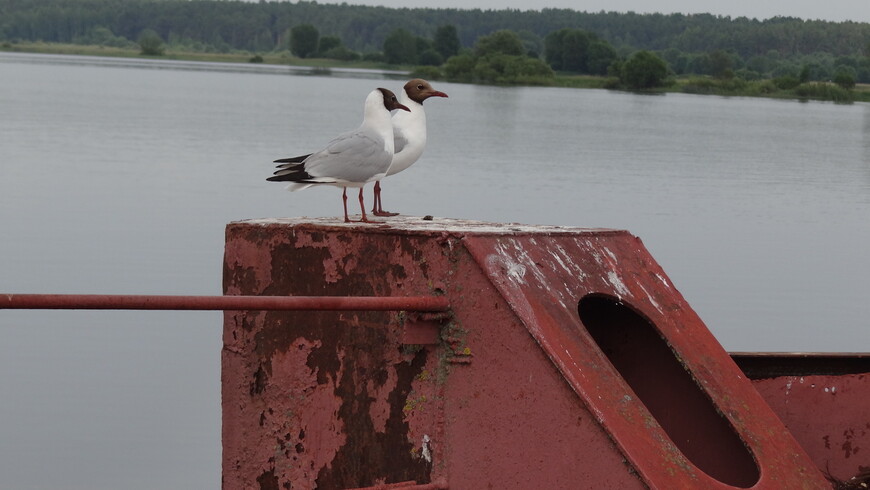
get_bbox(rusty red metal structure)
[5,217,868,489]
[219,217,861,489]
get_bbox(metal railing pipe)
[0,294,450,312]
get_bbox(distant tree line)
[2,0,868,86]
[3,0,867,56]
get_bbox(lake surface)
[1,51,868,489]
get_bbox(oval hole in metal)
[577,294,760,488]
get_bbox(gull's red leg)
[371,181,381,214]
[342,187,350,223]
[371,181,399,217]
[358,188,371,222]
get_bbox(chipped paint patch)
[603,247,619,264]
[487,254,527,285]
[606,270,630,297]
[421,434,432,463]
[369,367,399,433]
[637,282,662,314]
[654,273,672,289]
[550,243,588,282]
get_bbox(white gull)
[373,78,448,216]
[267,88,410,223]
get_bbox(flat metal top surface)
[234,216,624,235]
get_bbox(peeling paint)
[224,219,831,489]
[462,230,829,489]
[636,282,662,314]
[487,253,527,285]
[606,270,630,297]
[550,245,573,275]
[654,273,671,289]
[421,434,432,463]
[238,216,615,236]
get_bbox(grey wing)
[304,130,392,183]
[393,126,410,155]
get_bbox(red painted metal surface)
[221,217,831,489]
[462,231,828,489]
[734,349,870,484]
[0,294,449,311]
[223,218,646,489]
[757,374,870,483]
[736,349,870,485]
[347,479,448,490]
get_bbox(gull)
[271,79,448,218]
[267,88,410,223]
[372,78,448,216]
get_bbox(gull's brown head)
[378,88,411,112]
[404,79,449,104]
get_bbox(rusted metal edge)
[730,352,870,378]
[345,479,448,490]
[0,294,450,312]
[230,217,627,239]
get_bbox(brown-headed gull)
[372,79,448,216]
[271,80,448,218]
[267,88,410,223]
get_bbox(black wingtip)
[267,166,314,182]
[273,153,311,164]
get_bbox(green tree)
[318,35,341,54]
[316,35,359,60]
[253,28,274,53]
[745,55,771,75]
[833,66,856,89]
[516,30,544,58]
[688,54,711,75]
[561,29,591,72]
[290,24,318,59]
[587,40,618,75]
[444,52,476,82]
[544,29,569,70]
[709,50,734,79]
[444,33,553,85]
[475,30,524,57]
[622,50,669,89]
[418,49,443,66]
[416,37,433,56]
[434,25,460,59]
[383,28,417,64]
[76,26,130,48]
[138,29,164,56]
[545,28,615,75]
[502,56,554,83]
[799,64,811,83]
[463,30,553,84]
[322,46,360,61]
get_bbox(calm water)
[1,51,868,489]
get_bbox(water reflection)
[0,51,407,79]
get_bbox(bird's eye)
[417,84,424,90]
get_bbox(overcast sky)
[314,0,870,23]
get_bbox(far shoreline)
[2,41,867,104]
